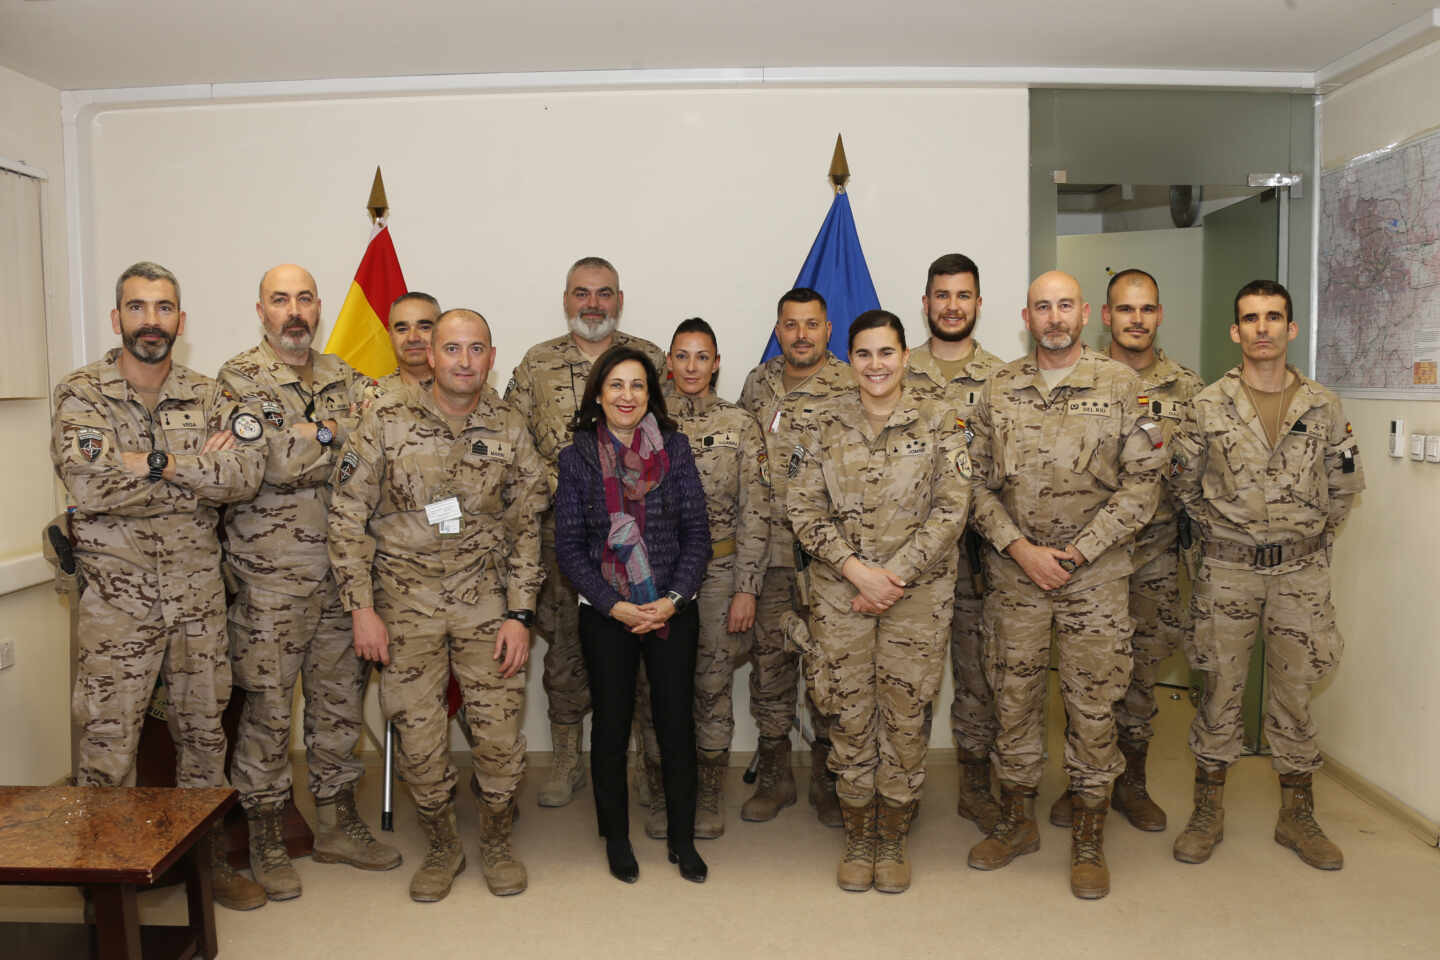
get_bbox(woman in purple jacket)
[555,346,712,884]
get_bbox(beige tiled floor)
[4,680,1438,959]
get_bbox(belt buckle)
[1254,544,1282,568]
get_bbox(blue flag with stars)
[761,191,879,363]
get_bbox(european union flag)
[761,191,879,363]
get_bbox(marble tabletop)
[0,786,235,885]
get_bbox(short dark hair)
[926,254,980,296]
[776,287,827,317]
[567,256,619,287]
[390,291,440,314]
[115,261,180,309]
[1233,279,1292,325]
[570,346,676,435]
[848,309,907,352]
[1106,269,1159,303]
[670,317,718,352]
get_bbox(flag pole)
[367,166,389,224]
[829,134,849,194]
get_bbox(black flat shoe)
[667,843,708,883]
[607,839,639,884]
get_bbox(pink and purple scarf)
[597,413,670,632]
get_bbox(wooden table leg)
[89,883,142,960]
[184,841,219,959]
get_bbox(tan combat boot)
[246,801,301,901]
[313,785,402,871]
[207,823,266,911]
[1173,764,1227,864]
[644,755,668,840]
[967,784,1040,870]
[476,798,527,895]
[410,803,466,902]
[1275,772,1344,870]
[694,749,728,839]
[740,735,797,822]
[955,749,1002,833]
[538,722,587,807]
[1048,788,1073,828]
[809,738,843,829]
[874,799,918,893]
[1111,740,1166,831]
[1070,794,1110,900]
[836,797,877,892]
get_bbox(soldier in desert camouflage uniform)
[737,287,853,827]
[330,309,547,903]
[789,311,970,894]
[1168,280,1363,871]
[903,253,1006,835]
[505,257,666,808]
[965,271,1165,900]
[218,264,400,902]
[632,318,770,840]
[366,291,440,402]
[51,261,267,911]
[1049,268,1204,834]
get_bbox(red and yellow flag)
[324,223,407,377]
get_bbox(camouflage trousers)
[751,565,830,741]
[227,575,368,811]
[377,568,527,811]
[73,588,230,789]
[539,512,589,724]
[1114,523,1190,745]
[984,567,1132,800]
[1187,552,1341,774]
[805,567,953,805]
[636,554,749,758]
[949,536,995,758]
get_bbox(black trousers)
[579,602,699,845]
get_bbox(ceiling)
[0,0,1433,92]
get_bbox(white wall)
[0,63,73,785]
[1317,43,1440,824]
[75,85,1031,753]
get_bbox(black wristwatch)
[506,609,535,628]
[146,450,169,482]
[315,424,334,447]
[665,591,688,612]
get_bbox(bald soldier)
[367,292,440,400]
[737,287,853,827]
[51,261,266,910]
[218,264,399,902]
[1168,280,1363,870]
[903,253,1006,834]
[965,271,1165,900]
[1049,268,1204,833]
[331,309,547,902]
[505,257,667,807]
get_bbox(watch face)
[147,450,168,472]
[231,411,264,442]
[316,425,334,446]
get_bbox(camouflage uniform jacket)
[504,331,667,494]
[738,352,852,568]
[50,349,265,625]
[789,388,972,588]
[903,340,1005,432]
[217,339,368,596]
[328,385,548,616]
[1168,365,1364,568]
[969,346,1166,593]
[363,371,432,406]
[663,384,770,596]
[1129,348,1205,568]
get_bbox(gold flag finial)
[367,167,389,223]
[828,134,850,192]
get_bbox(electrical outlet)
[0,639,14,671]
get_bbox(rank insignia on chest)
[1068,398,1111,417]
[965,389,980,407]
[1289,421,1308,434]
[76,428,104,462]
[472,439,489,456]
[702,432,739,449]
[897,438,929,457]
[338,450,359,484]
[261,401,285,428]
[159,408,201,430]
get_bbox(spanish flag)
[324,223,407,377]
